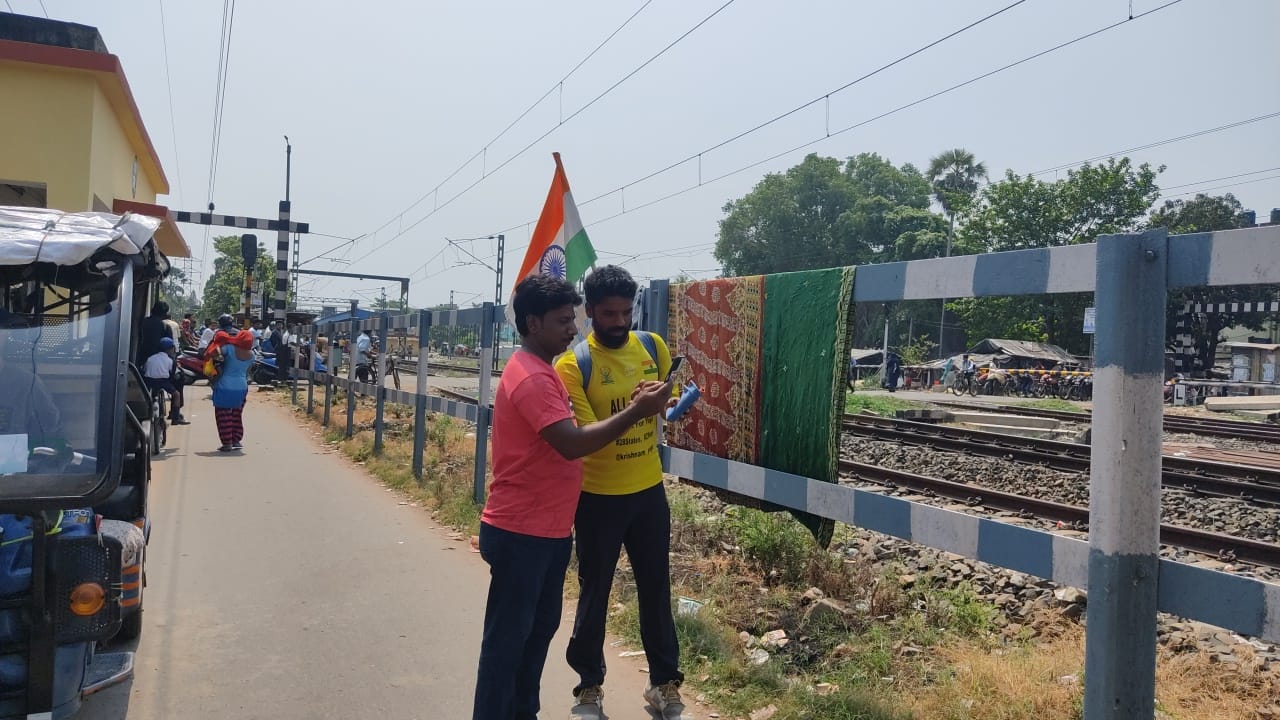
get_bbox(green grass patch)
[845,393,923,417]
[1013,397,1085,413]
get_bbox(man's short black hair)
[152,300,169,316]
[583,265,637,306]
[513,274,581,336]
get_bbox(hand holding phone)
[666,356,685,382]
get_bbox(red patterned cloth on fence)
[666,275,764,463]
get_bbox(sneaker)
[643,682,685,719]
[569,685,603,720]
[231,442,243,450]
[217,445,233,452]
[171,417,191,425]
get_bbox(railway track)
[393,359,501,377]
[838,458,1280,569]
[842,413,1280,506]
[937,400,1280,443]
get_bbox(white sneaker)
[569,685,603,720]
[643,682,686,719]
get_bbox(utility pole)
[285,136,299,312]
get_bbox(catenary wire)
[486,0,1187,261]
[157,0,184,204]
[341,0,659,261]
[337,0,741,273]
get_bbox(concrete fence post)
[473,303,495,504]
[306,330,315,416]
[374,312,390,454]
[346,320,358,439]
[1084,229,1168,719]
[323,341,340,427]
[413,310,433,481]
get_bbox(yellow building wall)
[88,82,157,210]
[0,64,95,211]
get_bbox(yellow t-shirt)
[555,332,672,495]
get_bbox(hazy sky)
[20,0,1280,309]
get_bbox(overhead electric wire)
[35,0,47,18]
[157,0,183,203]
[1031,110,1280,176]
[198,0,237,285]
[339,0,739,273]
[1160,166,1280,192]
[484,0,1185,261]
[356,0,655,249]
[1164,173,1280,198]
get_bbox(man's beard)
[596,327,629,348]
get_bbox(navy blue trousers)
[472,522,571,720]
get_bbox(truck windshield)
[0,274,120,502]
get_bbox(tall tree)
[926,148,987,254]
[948,158,1163,353]
[1152,193,1271,374]
[199,235,278,319]
[715,152,945,277]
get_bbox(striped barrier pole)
[1084,229,1168,719]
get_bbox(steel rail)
[935,400,1280,442]
[838,458,1280,569]
[842,414,1280,505]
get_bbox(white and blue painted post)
[305,324,316,415]
[345,319,358,439]
[646,279,670,339]
[324,340,340,427]
[1085,229,1168,719]
[412,310,433,480]
[373,312,390,454]
[473,303,495,504]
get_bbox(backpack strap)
[573,331,661,393]
[573,340,593,393]
[634,331,659,366]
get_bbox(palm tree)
[927,149,986,359]
[927,148,988,256]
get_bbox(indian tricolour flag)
[506,153,597,326]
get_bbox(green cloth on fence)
[760,266,855,547]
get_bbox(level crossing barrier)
[281,226,1280,720]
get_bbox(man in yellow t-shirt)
[555,265,686,720]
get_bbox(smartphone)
[666,356,685,382]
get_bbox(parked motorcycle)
[175,348,214,385]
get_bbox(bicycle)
[948,373,977,396]
[149,385,167,455]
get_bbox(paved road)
[82,390,664,719]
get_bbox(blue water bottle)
[665,382,701,422]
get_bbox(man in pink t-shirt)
[473,274,672,720]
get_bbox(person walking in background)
[180,313,197,348]
[207,314,254,452]
[554,265,686,720]
[472,274,672,720]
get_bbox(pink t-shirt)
[481,349,582,539]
